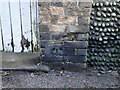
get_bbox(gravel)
[1,68,120,88]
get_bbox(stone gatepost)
[38,0,92,71]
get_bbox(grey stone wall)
[38,1,92,70]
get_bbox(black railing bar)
[8,1,14,52]
[30,0,33,52]
[0,15,5,51]
[19,0,23,37]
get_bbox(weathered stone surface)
[76,33,89,41]
[78,17,90,25]
[38,0,91,65]
[50,6,64,15]
[39,6,64,15]
[39,15,52,24]
[65,6,82,16]
[63,1,77,7]
[49,25,66,32]
[65,25,89,33]
[65,7,91,17]
[41,44,63,62]
[64,56,87,63]
[79,2,92,8]
[40,41,63,48]
[47,62,87,71]
[38,2,51,7]
[53,16,76,25]
[39,15,76,25]
[51,32,65,40]
[41,55,63,62]
[39,25,50,32]
[39,7,51,15]
[77,49,87,55]
[51,2,63,7]
[64,41,88,48]
[63,48,75,55]
[40,33,50,40]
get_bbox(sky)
[0,0,37,52]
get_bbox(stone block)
[51,32,65,40]
[41,55,63,62]
[65,25,89,33]
[38,2,51,7]
[78,17,90,25]
[47,62,87,71]
[39,15,52,24]
[39,7,51,15]
[40,32,50,40]
[63,48,75,55]
[39,25,50,32]
[52,16,76,25]
[65,6,82,16]
[79,2,92,8]
[50,6,64,15]
[64,41,88,48]
[40,40,63,48]
[63,1,77,7]
[51,2,63,7]
[41,44,63,62]
[64,56,87,63]
[39,6,64,15]
[76,33,89,41]
[77,49,87,55]
[49,25,66,32]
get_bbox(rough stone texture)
[64,56,87,63]
[39,25,50,32]
[65,7,91,17]
[64,41,88,48]
[76,34,89,41]
[77,49,87,55]
[39,1,91,70]
[79,2,92,8]
[49,25,66,32]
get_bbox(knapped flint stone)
[111,13,116,17]
[96,12,101,17]
[77,49,87,56]
[108,8,112,12]
[102,7,107,12]
[64,56,87,63]
[64,41,88,48]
